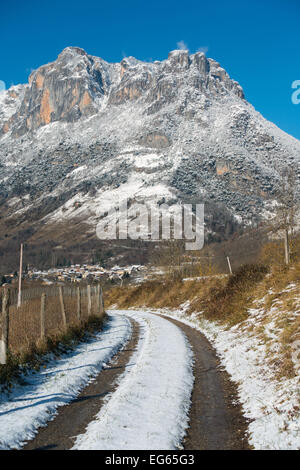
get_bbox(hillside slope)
[0,47,299,257]
[105,261,300,450]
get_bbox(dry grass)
[0,284,106,385]
[106,278,218,310]
[105,246,300,379]
[254,268,300,379]
[105,264,268,327]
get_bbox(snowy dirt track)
[72,310,194,450]
[0,309,251,450]
[0,311,194,450]
[0,314,132,450]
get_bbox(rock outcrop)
[0,47,299,244]
[0,48,245,137]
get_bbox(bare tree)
[273,168,299,265]
[152,239,186,280]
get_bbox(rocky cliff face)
[0,47,299,246]
[0,47,245,137]
[0,48,115,137]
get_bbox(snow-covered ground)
[151,304,300,450]
[3,301,295,450]
[0,310,193,450]
[73,310,194,450]
[0,314,131,450]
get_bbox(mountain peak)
[0,47,299,251]
[0,47,246,137]
[168,49,190,57]
[58,46,88,58]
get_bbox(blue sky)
[1,0,299,139]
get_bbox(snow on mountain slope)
[0,47,299,244]
[0,85,27,130]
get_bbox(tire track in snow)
[72,310,194,450]
[162,314,250,450]
[24,318,140,450]
[0,314,132,450]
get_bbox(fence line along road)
[0,284,105,365]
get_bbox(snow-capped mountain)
[0,46,299,246]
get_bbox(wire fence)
[0,284,105,364]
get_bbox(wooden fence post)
[227,256,233,275]
[77,286,81,322]
[87,285,92,317]
[0,289,10,365]
[59,286,67,328]
[17,243,23,309]
[99,285,104,316]
[284,228,290,265]
[40,293,46,340]
[95,284,100,312]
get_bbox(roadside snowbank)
[0,314,131,450]
[73,310,194,450]
[153,305,300,450]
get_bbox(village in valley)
[1,263,146,287]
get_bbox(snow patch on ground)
[0,314,131,450]
[73,310,194,450]
[145,305,300,450]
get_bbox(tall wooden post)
[227,256,233,275]
[40,293,46,339]
[87,285,92,316]
[284,228,290,265]
[17,243,23,308]
[77,287,81,322]
[95,284,100,312]
[99,285,104,315]
[0,289,10,365]
[59,286,67,328]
